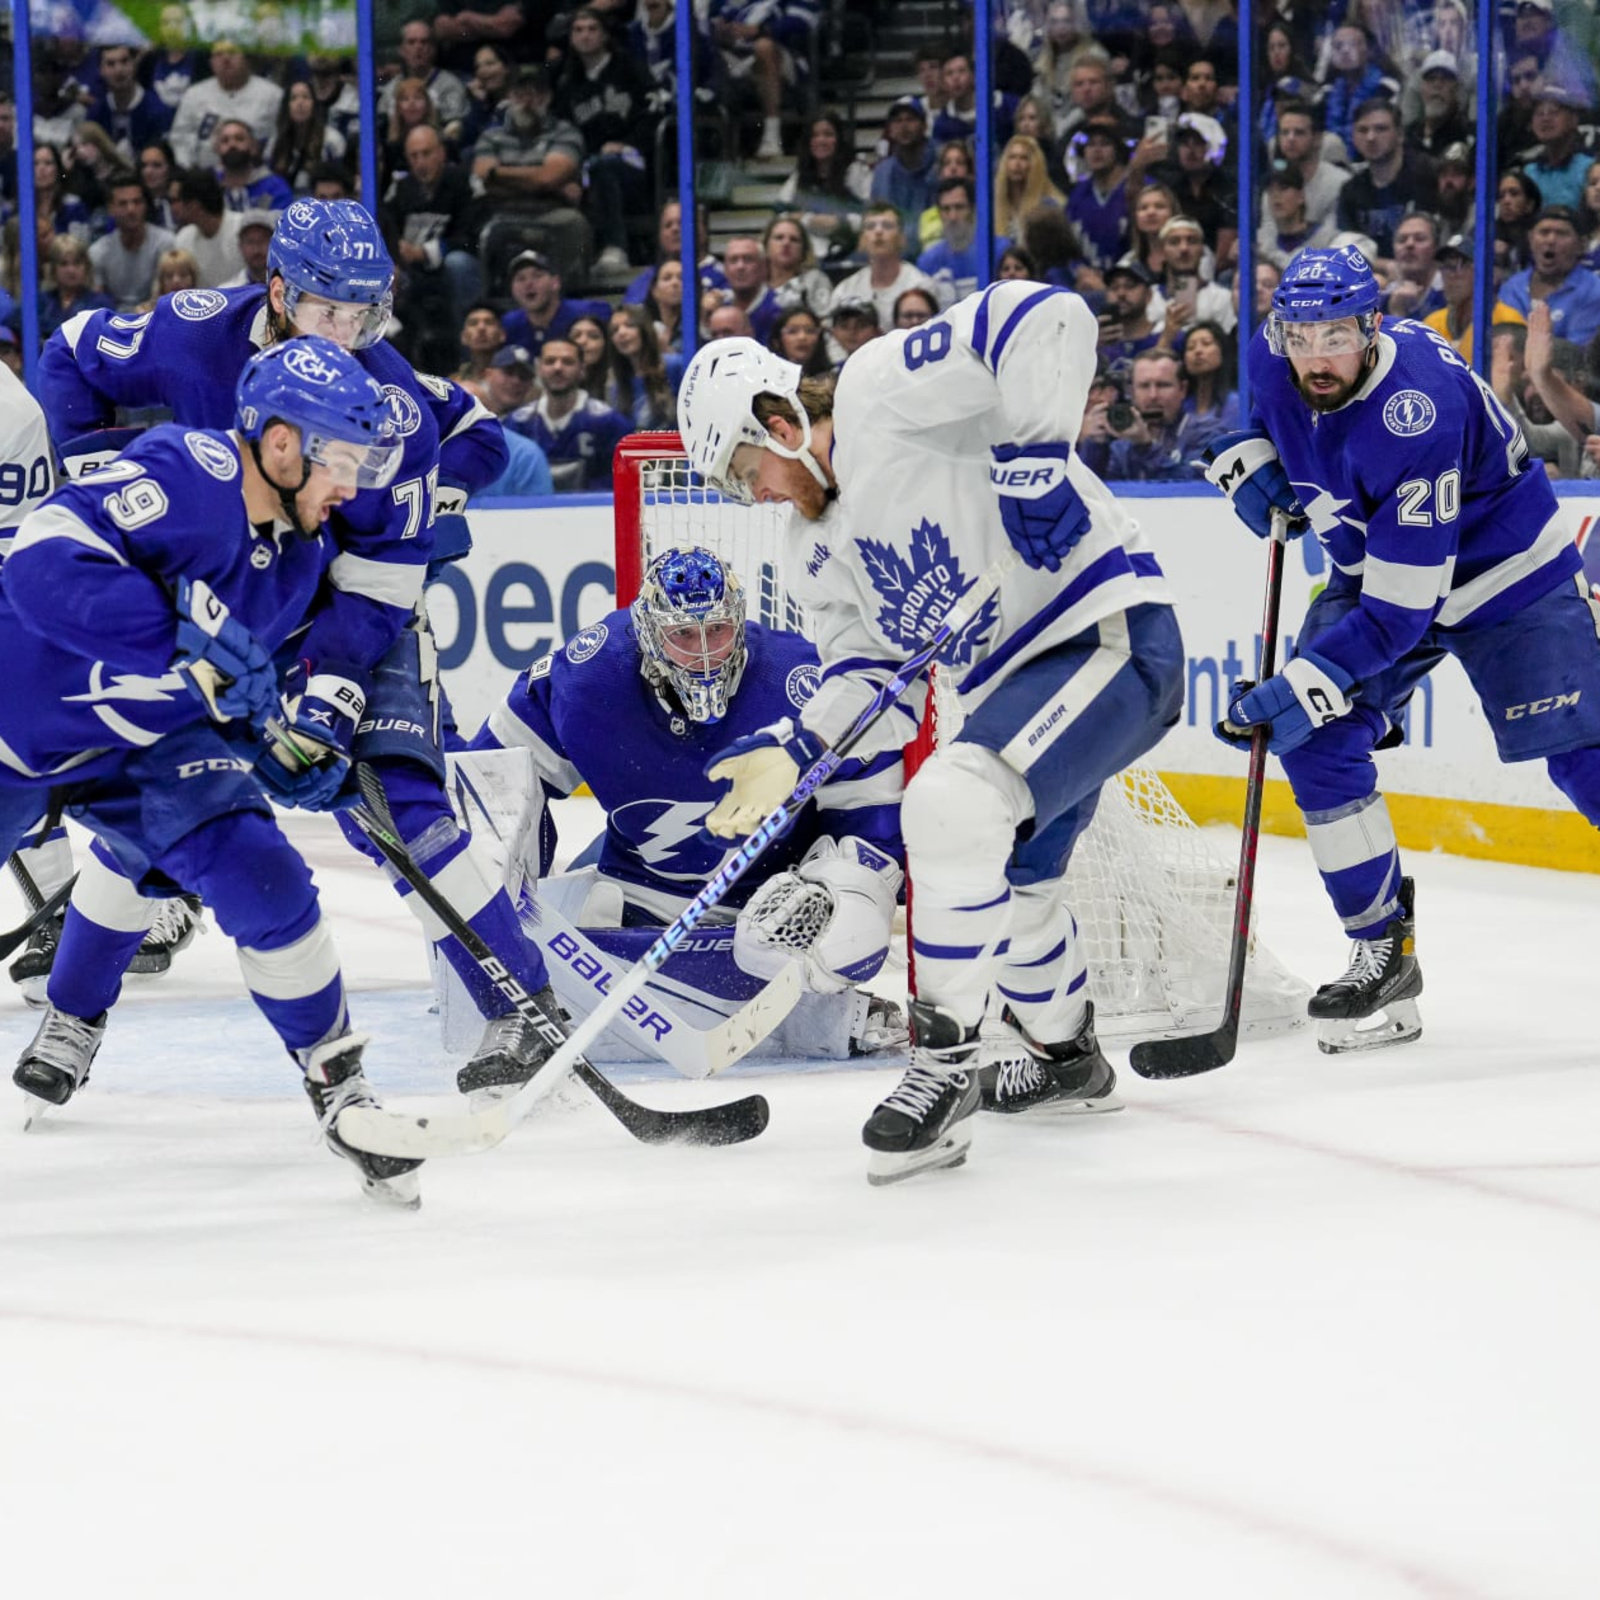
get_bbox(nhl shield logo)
[1382,390,1437,437]
[250,541,274,569]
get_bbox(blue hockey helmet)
[235,336,402,490]
[632,546,748,725]
[269,199,395,349]
[1267,244,1382,357]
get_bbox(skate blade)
[18,978,48,1009]
[865,1122,974,1187]
[20,1089,54,1131]
[995,1093,1125,1118]
[360,1171,422,1210]
[1317,1000,1422,1055]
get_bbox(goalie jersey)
[472,608,903,911]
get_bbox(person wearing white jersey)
[679,283,1186,1185]
[168,39,283,170]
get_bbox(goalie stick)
[334,548,1022,1161]
[339,765,772,1148]
[1128,508,1290,1081]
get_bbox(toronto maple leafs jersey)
[474,610,903,909]
[791,279,1173,755]
[36,285,506,672]
[0,427,327,779]
[1247,319,1577,686]
[0,364,55,561]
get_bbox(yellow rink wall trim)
[1159,772,1600,876]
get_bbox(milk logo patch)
[170,288,227,321]
[565,622,608,663]
[1382,390,1437,437]
[383,384,422,436]
[282,343,341,385]
[786,664,820,709]
[856,518,998,668]
[183,431,239,481]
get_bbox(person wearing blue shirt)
[915,178,984,303]
[505,338,631,491]
[499,248,612,358]
[868,98,939,240]
[88,43,175,159]
[213,119,294,214]
[1495,206,1600,345]
[478,344,555,495]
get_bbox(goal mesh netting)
[613,433,1308,1041]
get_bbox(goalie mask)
[633,546,748,725]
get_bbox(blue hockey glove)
[1220,652,1355,755]
[704,717,828,839]
[256,662,366,812]
[1201,431,1309,540]
[173,578,279,726]
[991,442,1092,572]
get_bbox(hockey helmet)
[632,546,749,724]
[269,199,395,350]
[677,337,826,505]
[1267,244,1382,358]
[235,336,402,489]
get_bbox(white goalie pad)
[735,835,903,993]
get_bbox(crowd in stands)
[4,1,1600,489]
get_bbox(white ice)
[0,799,1596,1600]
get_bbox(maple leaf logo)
[855,518,997,668]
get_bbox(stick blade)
[336,1102,512,1159]
[1128,1025,1239,1081]
[703,963,805,1076]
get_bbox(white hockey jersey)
[168,76,284,169]
[790,279,1173,755]
[0,365,56,561]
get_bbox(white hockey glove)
[704,717,827,839]
[734,836,903,993]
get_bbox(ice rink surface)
[1,799,1596,1599]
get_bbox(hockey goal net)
[613,432,1308,1041]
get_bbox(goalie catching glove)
[734,836,903,993]
[1216,651,1355,755]
[704,716,828,838]
[1201,430,1309,540]
[256,661,366,811]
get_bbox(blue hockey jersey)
[0,426,327,778]
[504,394,632,490]
[474,610,902,908]
[1248,319,1578,685]
[36,285,506,671]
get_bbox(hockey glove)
[256,662,366,812]
[1220,651,1355,755]
[1201,431,1309,540]
[704,717,828,839]
[173,578,279,726]
[991,442,1093,572]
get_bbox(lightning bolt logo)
[633,799,717,866]
[64,664,188,705]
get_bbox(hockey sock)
[1547,747,1600,829]
[44,843,160,1018]
[995,879,1089,1043]
[15,822,74,897]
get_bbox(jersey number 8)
[902,321,952,371]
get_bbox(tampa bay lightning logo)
[183,431,239,481]
[565,622,608,663]
[856,518,998,668]
[785,664,820,708]
[383,384,423,437]
[170,288,227,321]
[1382,390,1437,437]
[615,798,721,877]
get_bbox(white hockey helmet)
[677,337,828,504]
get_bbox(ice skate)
[9,909,63,1007]
[128,894,204,975]
[455,988,566,1102]
[301,1033,423,1209]
[848,992,909,1055]
[981,1002,1123,1116]
[862,998,982,1186]
[15,1006,106,1128]
[1310,877,1423,1054]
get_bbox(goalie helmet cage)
[612,432,1308,1041]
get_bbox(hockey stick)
[335,548,1022,1160]
[1128,508,1290,1080]
[0,867,75,962]
[340,765,771,1147]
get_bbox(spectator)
[608,303,679,424]
[500,248,612,358]
[88,42,174,161]
[1510,0,1599,114]
[473,65,590,285]
[1180,317,1239,428]
[1435,140,1475,237]
[88,171,178,312]
[1336,97,1438,266]
[39,236,113,343]
[307,56,361,150]
[460,44,512,154]
[1268,100,1349,231]
[1405,49,1472,161]
[380,17,470,138]
[1498,167,1545,270]
[1149,111,1235,265]
[1096,260,1163,385]
[220,208,276,288]
[139,141,178,229]
[1383,212,1446,317]
[32,50,87,155]
[33,143,93,254]
[270,80,348,196]
[1422,230,1519,361]
[1021,202,1091,289]
[869,98,939,240]
[1500,51,1546,160]
[1522,297,1600,454]
[480,342,537,417]
[996,242,1036,278]
[170,167,245,288]
[644,258,684,351]
[624,199,730,305]
[482,418,556,497]
[768,303,831,377]
[1125,181,1180,276]
[169,39,282,170]
[995,134,1065,244]
[1146,45,1193,130]
[826,298,880,367]
[918,140,977,249]
[917,177,984,302]
[142,4,203,119]
[706,302,754,339]
[1256,159,1335,270]
[931,50,1017,146]
[213,120,293,214]
[455,300,507,392]
[1232,256,1283,329]
[1066,118,1134,271]
[830,204,948,327]
[1105,346,1225,479]
[763,215,831,317]
[382,77,445,193]
[715,234,784,345]
[1177,55,1231,150]
[1490,321,1581,477]
[140,244,199,311]
[1158,213,1235,333]
[705,1,817,161]
[1320,24,1394,155]
[1582,159,1600,269]
[777,111,872,262]
[892,286,940,328]
[0,96,14,215]
[310,165,354,202]
[433,0,541,74]
[1497,205,1600,345]
[1057,50,1136,155]
[1034,2,1096,131]
[0,324,23,381]
[1524,85,1595,211]
[65,123,122,229]
[1010,96,1070,195]
[508,337,631,491]
[568,311,614,399]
